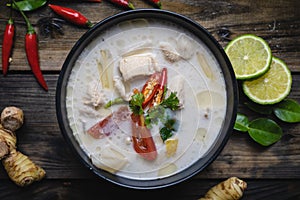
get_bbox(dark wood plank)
[0,1,300,199]
[0,179,299,200]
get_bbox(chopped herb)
[160,118,177,142]
[160,92,180,110]
[145,105,166,128]
[129,93,144,115]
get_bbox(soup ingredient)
[160,118,177,142]
[129,92,145,115]
[141,72,161,108]
[148,67,167,108]
[243,57,292,105]
[119,53,159,82]
[106,0,135,9]
[87,106,131,139]
[113,76,132,101]
[2,17,15,76]
[91,145,128,173]
[0,106,46,187]
[160,42,181,63]
[131,113,157,161]
[199,177,247,200]
[14,1,48,91]
[165,138,178,157]
[145,0,162,8]
[225,34,272,80]
[104,97,125,108]
[48,4,93,28]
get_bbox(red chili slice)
[141,72,161,108]
[149,67,168,107]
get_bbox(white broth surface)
[65,18,227,180]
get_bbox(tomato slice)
[131,114,157,161]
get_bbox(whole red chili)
[25,29,48,91]
[15,0,48,91]
[107,0,135,9]
[48,4,93,28]
[2,18,15,76]
[146,0,162,9]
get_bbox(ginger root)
[199,177,247,200]
[0,106,46,186]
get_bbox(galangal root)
[199,177,247,200]
[0,106,46,187]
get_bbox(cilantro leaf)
[160,92,180,110]
[129,93,144,115]
[160,118,177,142]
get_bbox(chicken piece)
[113,76,132,101]
[83,81,107,108]
[119,53,160,82]
[160,42,181,63]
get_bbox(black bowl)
[56,9,238,189]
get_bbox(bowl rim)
[56,8,238,189]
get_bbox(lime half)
[243,57,292,105]
[225,34,272,80]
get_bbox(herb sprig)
[129,91,181,141]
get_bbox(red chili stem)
[25,32,48,91]
[146,0,162,9]
[107,0,135,9]
[2,18,15,76]
[48,4,93,28]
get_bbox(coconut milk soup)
[66,18,227,180]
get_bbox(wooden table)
[0,0,299,199]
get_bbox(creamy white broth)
[66,18,226,180]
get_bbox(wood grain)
[0,0,300,199]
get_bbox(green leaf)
[144,105,165,128]
[273,99,300,123]
[160,127,173,142]
[160,92,180,110]
[12,0,47,11]
[129,93,144,115]
[248,118,283,146]
[234,113,249,132]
